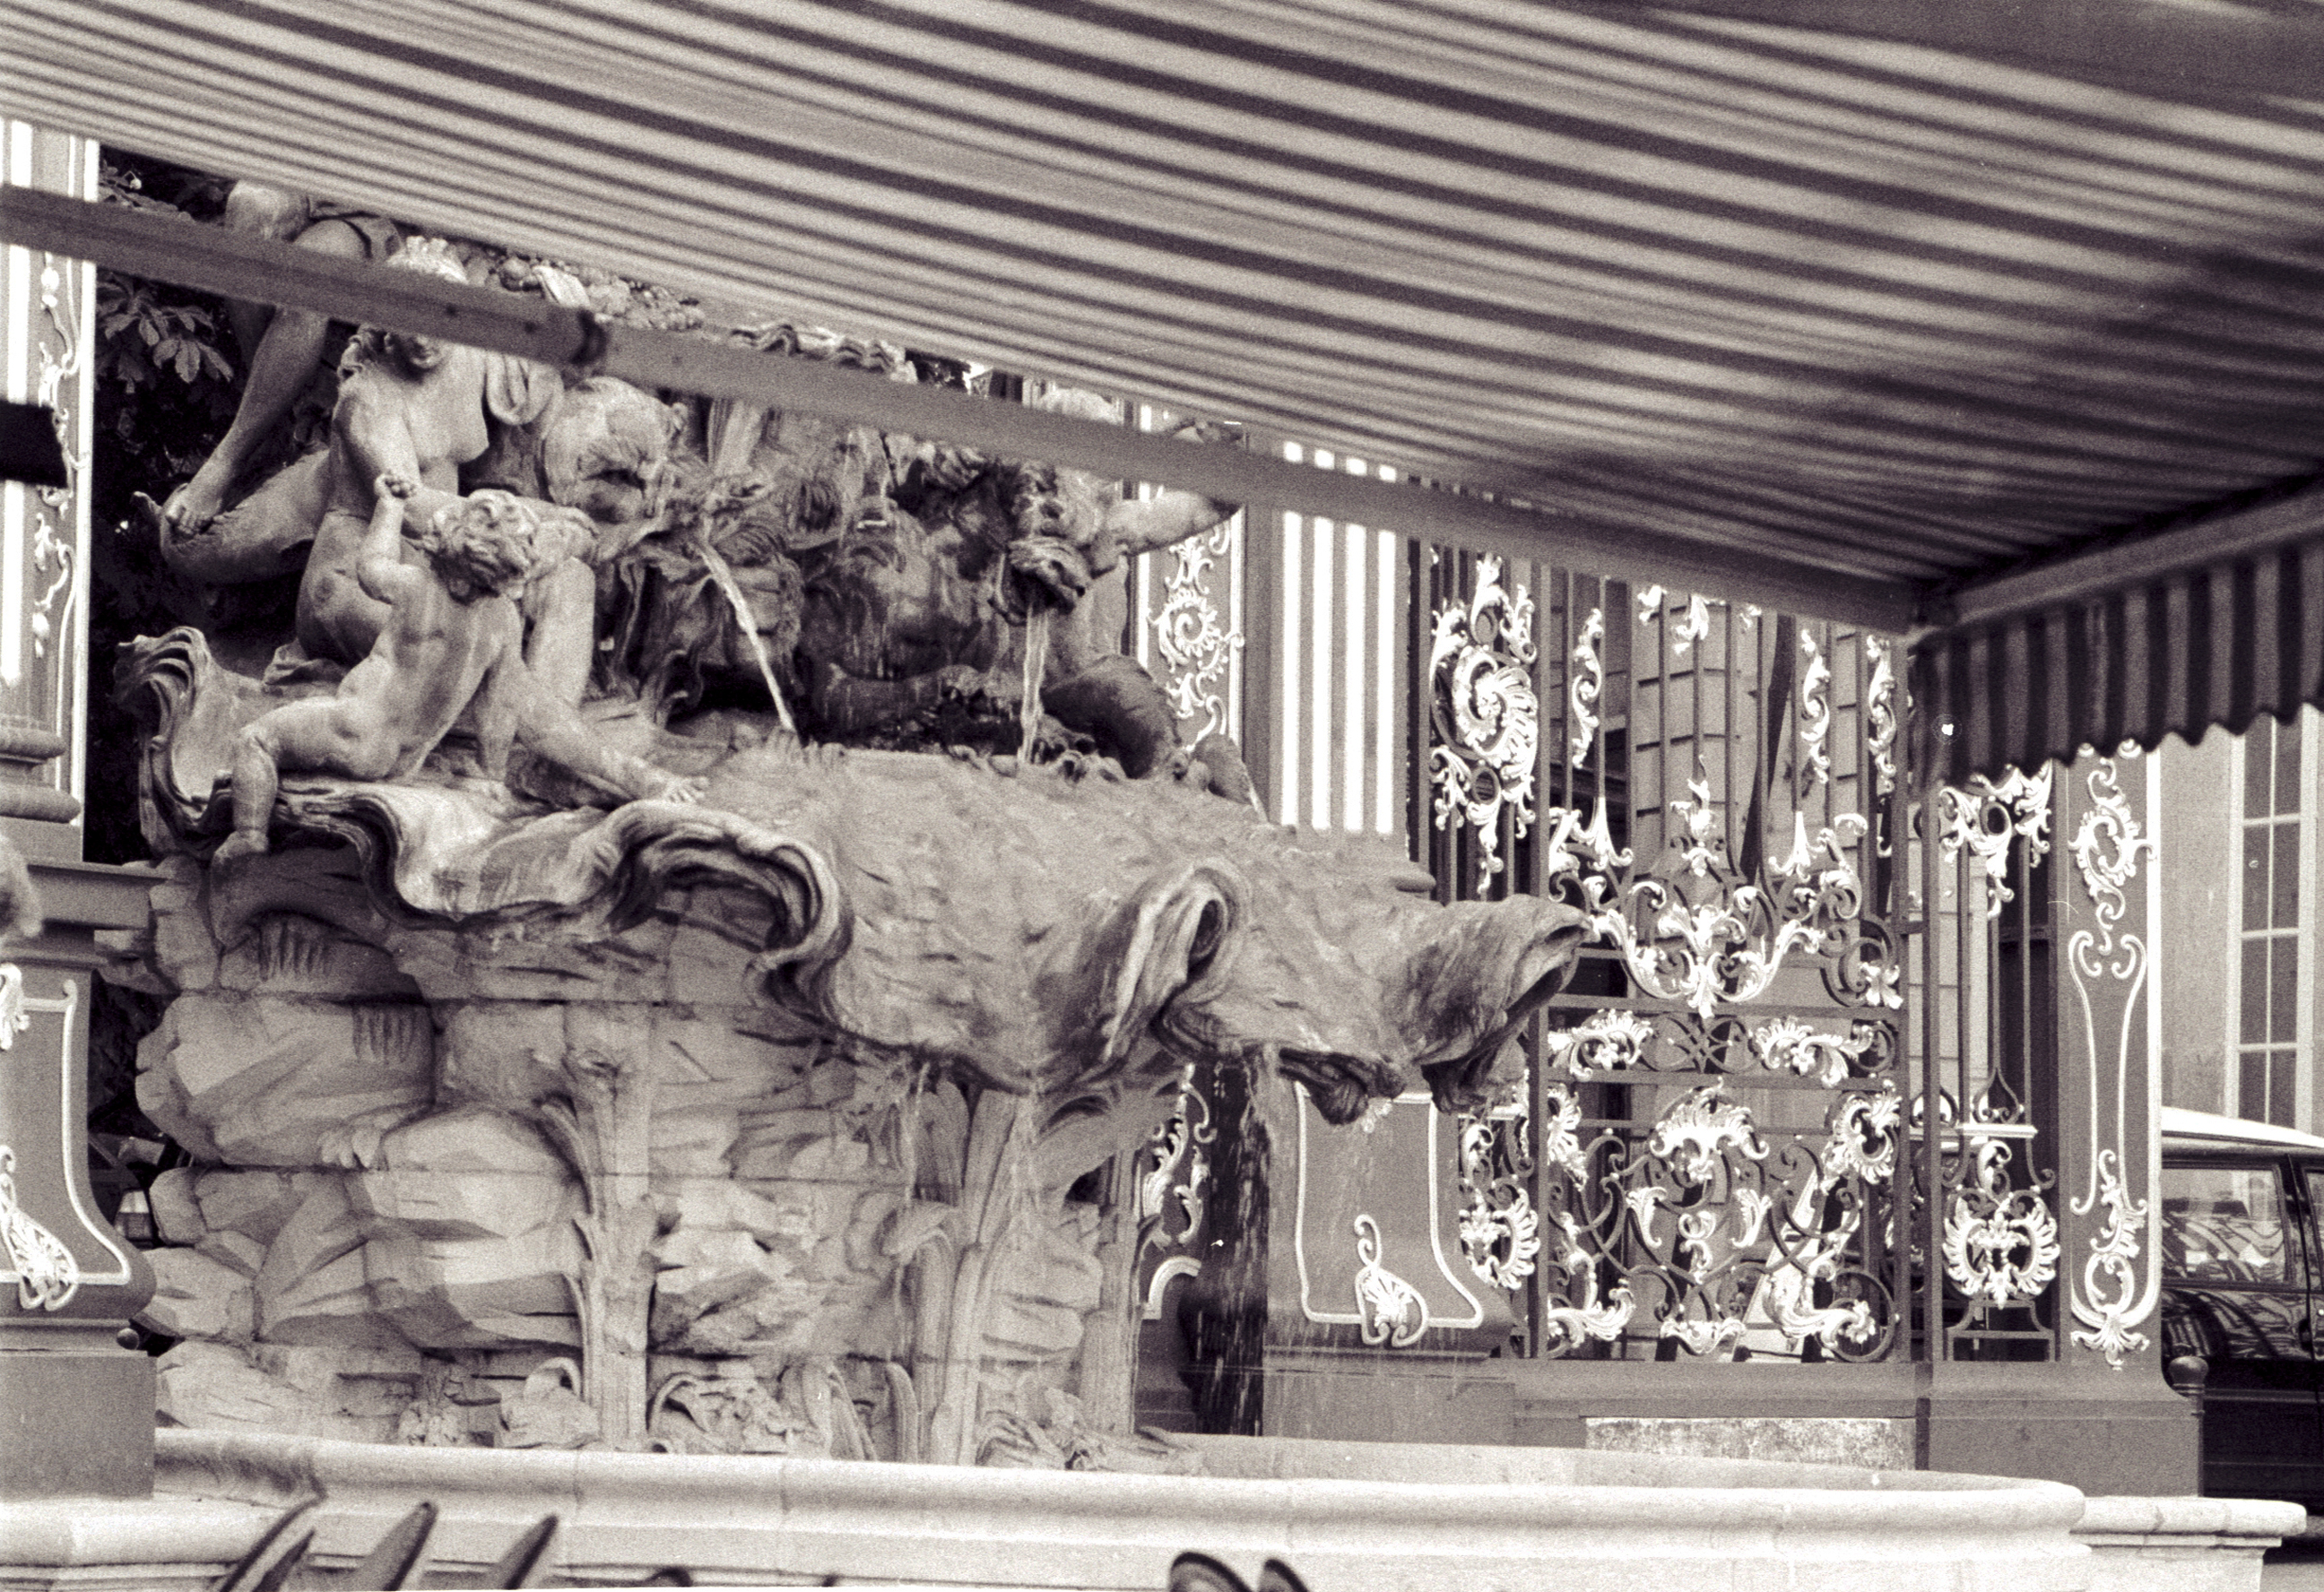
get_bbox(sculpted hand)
[375,472,420,502]
[646,772,706,805]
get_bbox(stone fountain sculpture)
[116,265,1587,1467]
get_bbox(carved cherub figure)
[214,477,700,868]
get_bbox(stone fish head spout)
[1146,844,1591,1125]
[1400,896,1593,1116]
[707,744,1589,1151]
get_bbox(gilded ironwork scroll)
[1428,556,1539,888]
[2064,750,2158,1369]
[1530,1081,1899,1362]
[1152,517,1242,744]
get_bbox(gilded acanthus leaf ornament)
[1457,1108,1542,1292]
[1350,1214,1428,1347]
[27,255,81,664]
[1538,1083,1587,1181]
[1138,1083,1214,1242]
[1428,557,1539,888]
[2065,751,2159,1370]
[1569,605,1605,766]
[1864,636,1902,798]
[1943,1136,2061,1307]
[1747,1016,1877,1088]
[1936,764,2054,918]
[1798,631,1833,787]
[1637,585,1712,655]
[0,1145,80,1311]
[2068,751,2154,971]
[1648,1083,1769,1187]
[1529,1077,1902,1362]
[0,965,27,1051]
[1821,1086,1903,1187]
[2070,1149,2151,1367]
[1539,1211,1635,1354]
[1595,788,1900,1021]
[1541,1008,1657,1071]
[1152,521,1242,743]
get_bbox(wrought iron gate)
[1125,451,2075,1429]
[1420,554,2066,1367]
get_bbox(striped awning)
[4,0,2323,778]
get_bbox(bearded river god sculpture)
[110,256,1587,1466]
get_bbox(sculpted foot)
[160,459,236,535]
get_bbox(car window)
[2162,1163,2292,1285]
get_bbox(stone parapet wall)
[152,1428,2096,1591]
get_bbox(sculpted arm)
[353,474,427,607]
[472,611,526,783]
[496,661,704,804]
[1103,488,1236,560]
[1100,420,1243,559]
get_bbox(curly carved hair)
[416,490,588,601]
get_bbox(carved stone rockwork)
[111,280,1590,1460]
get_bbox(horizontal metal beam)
[0,185,1922,631]
[1941,480,2324,628]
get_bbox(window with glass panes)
[2239,713,2306,1126]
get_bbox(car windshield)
[2162,1164,2292,1285]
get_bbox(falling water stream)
[694,534,799,736]
[1019,605,1052,762]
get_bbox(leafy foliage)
[98,278,235,392]
[88,157,240,539]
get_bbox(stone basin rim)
[156,1429,2087,1536]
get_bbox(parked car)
[2161,1105,2324,1510]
